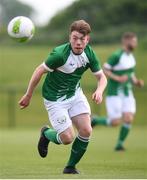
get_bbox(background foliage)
[0,0,147,45]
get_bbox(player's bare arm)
[19,64,48,109]
[92,71,107,104]
[131,74,144,88]
[103,67,128,83]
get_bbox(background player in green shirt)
[19,20,107,174]
[92,32,144,151]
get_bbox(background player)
[19,20,107,174]
[92,32,144,151]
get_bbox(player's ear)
[87,35,90,43]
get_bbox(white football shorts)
[106,91,136,122]
[43,88,91,134]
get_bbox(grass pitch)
[0,45,147,178]
[0,45,146,128]
[0,126,147,179]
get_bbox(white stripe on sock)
[77,135,90,142]
[56,133,63,144]
[123,123,132,129]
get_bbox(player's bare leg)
[111,119,121,127]
[63,113,92,174]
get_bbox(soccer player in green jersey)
[19,20,107,174]
[91,32,144,151]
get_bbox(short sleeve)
[43,49,63,71]
[107,54,119,66]
[104,50,122,70]
[86,46,102,73]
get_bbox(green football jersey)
[104,49,136,96]
[42,43,102,101]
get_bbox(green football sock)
[91,116,107,126]
[67,135,89,167]
[116,123,131,147]
[44,128,61,144]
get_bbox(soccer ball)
[7,16,35,42]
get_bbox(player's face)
[124,37,138,51]
[70,31,89,55]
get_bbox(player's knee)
[60,133,74,145]
[111,119,121,127]
[79,126,92,137]
[62,136,74,145]
[123,113,134,123]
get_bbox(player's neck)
[122,46,132,54]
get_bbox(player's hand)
[18,94,31,109]
[116,75,128,83]
[135,79,144,88]
[92,90,103,104]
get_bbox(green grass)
[0,45,147,127]
[0,127,147,179]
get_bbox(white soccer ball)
[7,16,35,42]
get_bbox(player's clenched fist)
[19,94,31,109]
[92,90,103,104]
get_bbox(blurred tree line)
[45,0,147,45]
[0,0,34,26]
[0,0,147,46]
